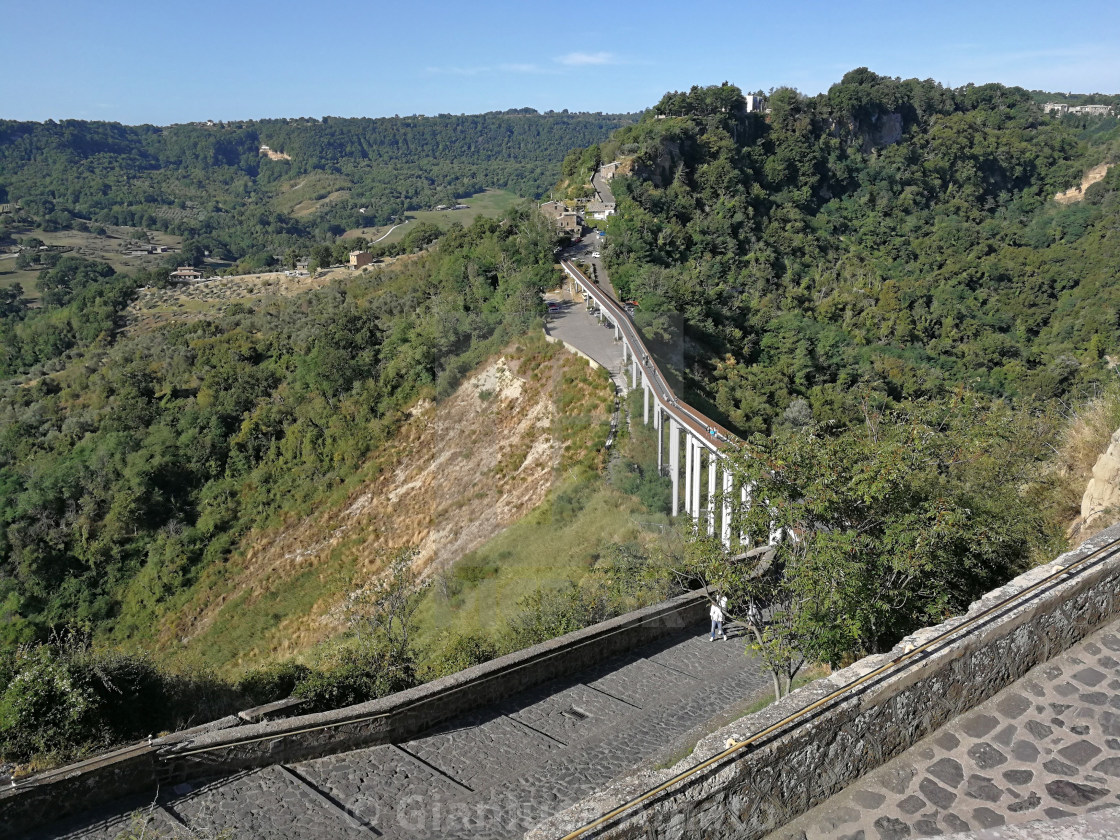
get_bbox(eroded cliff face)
[1081,428,1120,530]
[632,140,683,188]
[157,341,614,671]
[860,111,903,152]
[1055,162,1114,204]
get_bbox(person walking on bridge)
[709,595,728,641]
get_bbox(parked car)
[591,251,601,258]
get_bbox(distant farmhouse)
[1043,103,1116,117]
[168,266,204,283]
[124,244,173,257]
[349,250,374,269]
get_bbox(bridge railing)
[560,259,737,450]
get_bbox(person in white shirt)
[709,595,728,641]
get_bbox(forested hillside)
[5,71,1120,767]
[0,110,636,259]
[596,71,1120,434]
[0,210,559,649]
[579,71,1120,678]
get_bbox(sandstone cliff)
[1080,427,1120,531]
[157,339,614,672]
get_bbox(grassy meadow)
[344,189,523,243]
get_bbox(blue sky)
[8,0,1120,124]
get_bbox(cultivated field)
[344,188,523,243]
[120,253,421,334]
[0,225,183,300]
[270,172,353,217]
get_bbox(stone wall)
[0,591,707,838]
[529,525,1120,840]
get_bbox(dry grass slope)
[157,338,615,673]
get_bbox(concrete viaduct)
[560,259,772,550]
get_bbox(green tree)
[685,399,1060,699]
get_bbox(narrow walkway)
[767,616,1120,840]
[33,629,770,840]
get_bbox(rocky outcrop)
[861,111,903,152]
[1055,162,1113,204]
[633,140,682,188]
[1081,427,1120,526]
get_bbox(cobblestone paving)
[768,617,1120,840]
[167,766,371,839]
[402,710,564,791]
[508,682,636,744]
[33,629,769,840]
[292,744,467,833]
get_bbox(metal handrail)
[557,535,1120,839]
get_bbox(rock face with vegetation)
[163,341,617,673]
[1082,427,1120,527]
[0,210,560,650]
[594,70,1120,431]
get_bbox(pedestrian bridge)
[561,259,772,549]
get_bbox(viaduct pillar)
[692,443,702,524]
[707,455,717,536]
[669,420,680,516]
[684,436,693,516]
[721,468,733,548]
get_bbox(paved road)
[592,166,616,207]
[560,236,614,300]
[371,220,408,243]
[767,615,1120,840]
[33,629,770,840]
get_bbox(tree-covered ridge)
[597,71,1120,435]
[0,209,559,648]
[0,111,637,258]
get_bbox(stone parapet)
[529,525,1120,840]
[0,591,707,837]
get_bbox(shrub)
[236,661,312,705]
[293,642,417,712]
[0,646,94,761]
[418,632,500,681]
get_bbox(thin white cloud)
[557,51,617,67]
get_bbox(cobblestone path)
[33,628,770,840]
[768,617,1120,840]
